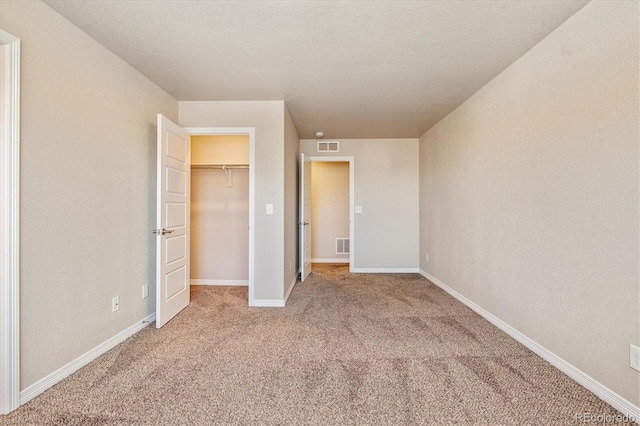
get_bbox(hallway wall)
[300,138,419,271]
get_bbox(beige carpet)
[3,264,623,425]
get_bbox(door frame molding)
[184,127,256,305]
[306,156,355,272]
[0,29,21,414]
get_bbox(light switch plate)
[355,206,363,213]
[631,344,640,372]
[266,204,273,215]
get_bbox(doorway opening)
[184,127,255,306]
[156,120,256,328]
[300,156,354,280]
[190,135,250,287]
[310,162,350,265]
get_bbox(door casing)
[185,127,256,305]
[0,29,20,415]
[306,156,355,273]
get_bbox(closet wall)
[191,135,249,284]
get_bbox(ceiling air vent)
[317,141,339,152]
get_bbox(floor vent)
[336,238,350,254]
[317,141,339,152]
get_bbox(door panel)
[166,202,186,227]
[299,154,312,281]
[166,131,187,162]
[165,266,187,299]
[166,167,187,194]
[156,114,190,328]
[166,235,187,264]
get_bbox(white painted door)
[299,153,312,280]
[155,114,190,328]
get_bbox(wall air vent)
[317,141,339,152]
[336,238,350,254]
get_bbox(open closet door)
[299,153,312,281]
[155,114,190,328]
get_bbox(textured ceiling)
[45,0,588,139]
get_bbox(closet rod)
[191,164,249,169]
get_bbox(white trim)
[19,313,155,406]
[183,127,255,307]
[0,29,20,415]
[190,279,248,286]
[284,275,297,304]
[311,258,349,264]
[251,299,285,308]
[306,156,355,273]
[352,268,419,273]
[419,270,640,422]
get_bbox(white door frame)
[184,127,256,305]
[0,29,21,414]
[306,156,355,272]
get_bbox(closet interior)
[190,135,250,286]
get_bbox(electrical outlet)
[426,253,429,262]
[631,344,640,372]
[142,284,149,299]
[112,296,119,312]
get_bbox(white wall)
[419,0,639,408]
[0,1,178,389]
[180,101,291,302]
[311,162,349,262]
[190,135,249,283]
[300,139,419,271]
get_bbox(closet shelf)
[191,164,249,169]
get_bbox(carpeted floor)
[3,264,623,425]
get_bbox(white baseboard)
[248,276,294,308]
[284,276,297,304]
[20,312,156,405]
[351,267,419,273]
[190,279,248,286]
[312,258,349,264]
[419,269,640,422]
[251,299,285,307]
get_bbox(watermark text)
[575,412,636,424]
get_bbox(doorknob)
[153,228,174,235]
